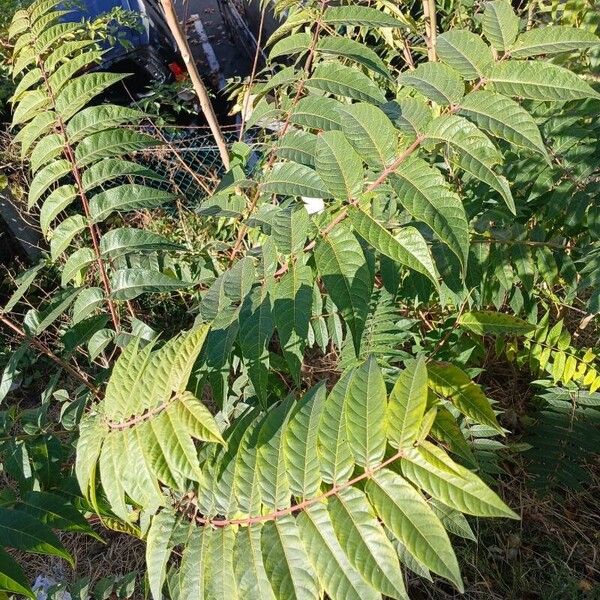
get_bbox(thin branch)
[0,314,101,396]
[160,0,230,170]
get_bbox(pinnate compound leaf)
[427,361,502,432]
[482,0,520,51]
[509,25,600,58]
[297,503,380,600]
[390,156,470,265]
[315,222,373,351]
[458,90,547,157]
[328,487,408,599]
[366,469,463,592]
[398,62,464,106]
[401,442,519,519]
[458,310,535,335]
[350,206,438,285]
[387,356,428,448]
[487,61,600,101]
[436,29,493,80]
[315,130,364,200]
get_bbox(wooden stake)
[159,0,230,170]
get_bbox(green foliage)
[1,0,599,597]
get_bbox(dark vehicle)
[63,0,183,92]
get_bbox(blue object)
[60,0,177,82]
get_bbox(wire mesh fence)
[138,124,261,204]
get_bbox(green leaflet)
[44,39,97,73]
[205,527,238,600]
[387,356,428,448]
[314,222,373,352]
[366,469,463,591]
[238,283,274,406]
[390,155,470,265]
[10,67,42,103]
[315,130,364,200]
[322,6,403,28]
[2,262,45,313]
[273,263,312,382]
[306,63,387,104]
[458,90,548,157]
[284,383,326,498]
[274,131,317,167]
[337,102,397,169]
[316,36,391,80]
[436,29,493,80]
[0,507,73,566]
[401,441,519,518]
[398,62,464,106]
[234,525,276,600]
[425,115,515,213]
[14,111,56,158]
[99,228,182,258]
[268,32,311,59]
[12,89,50,126]
[262,162,330,198]
[487,61,600,101]
[82,158,163,191]
[345,356,387,467]
[256,399,293,510]
[427,361,502,432]
[482,0,520,51]
[261,517,319,600]
[30,133,63,173]
[382,98,432,136]
[509,25,600,58]
[66,104,148,142]
[297,503,380,600]
[349,205,439,285]
[55,72,129,121]
[75,129,157,167]
[110,268,192,300]
[146,510,187,600]
[89,184,175,223]
[317,370,355,485]
[328,487,408,599]
[47,50,102,95]
[289,96,343,131]
[0,548,35,599]
[40,185,77,235]
[27,159,71,209]
[61,247,94,286]
[458,310,535,335]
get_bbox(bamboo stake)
[423,0,438,61]
[159,0,230,170]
